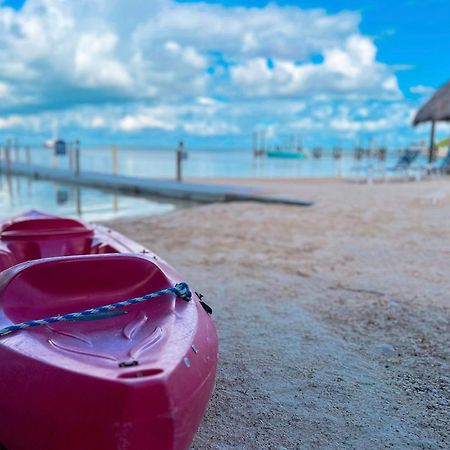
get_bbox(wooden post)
[295,134,302,153]
[112,144,118,175]
[176,140,184,182]
[68,142,73,171]
[429,120,436,163]
[75,186,82,216]
[14,139,19,161]
[5,172,13,199]
[74,140,80,176]
[260,130,266,153]
[5,139,11,170]
[333,146,342,160]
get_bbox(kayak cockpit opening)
[0,254,173,324]
[0,214,121,272]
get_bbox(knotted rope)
[0,282,191,337]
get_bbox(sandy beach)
[107,178,449,449]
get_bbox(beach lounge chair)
[416,149,450,175]
[391,149,421,171]
[437,150,450,174]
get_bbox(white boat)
[43,121,59,149]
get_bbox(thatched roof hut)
[413,80,450,125]
[413,80,450,162]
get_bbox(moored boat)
[0,210,218,450]
[266,149,305,159]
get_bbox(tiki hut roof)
[413,80,450,125]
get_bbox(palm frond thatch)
[413,80,450,125]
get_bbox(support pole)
[429,121,436,163]
[14,139,19,161]
[112,144,118,175]
[25,146,31,164]
[75,186,82,216]
[176,140,185,182]
[260,130,266,154]
[68,142,73,171]
[75,140,80,176]
[5,139,11,171]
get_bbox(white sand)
[107,178,449,449]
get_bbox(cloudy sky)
[0,0,449,148]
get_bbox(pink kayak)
[0,210,218,450]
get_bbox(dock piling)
[74,140,80,176]
[14,139,19,162]
[5,140,11,171]
[312,146,322,159]
[68,142,73,171]
[260,130,266,156]
[112,144,118,175]
[176,141,187,182]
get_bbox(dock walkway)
[0,161,313,206]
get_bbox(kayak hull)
[0,322,217,450]
[0,211,218,450]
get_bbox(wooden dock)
[0,161,313,207]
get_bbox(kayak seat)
[1,217,95,263]
[0,254,172,323]
[1,217,89,234]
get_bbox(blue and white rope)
[0,282,191,337]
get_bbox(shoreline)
[106,177,449,449]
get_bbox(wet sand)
[107,178,449,449]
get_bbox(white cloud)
[74,33,131,89]
[330,117,390,132]
[0,1,399,105]
[163,41,206,69]
[0,0,413,144]
[118,113,176,132]
[0,82,10,98]
[410,85,435,96]
[0,115,24,129]
[231,35,400,99]
[114,101,240,136]
[196,96,218,106]
[182,120,240,136]
[91,116,106,128]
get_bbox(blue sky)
[0,0,448,148]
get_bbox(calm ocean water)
[0,147,431,220]
[0,173,194,222]
[16,146,430,179]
